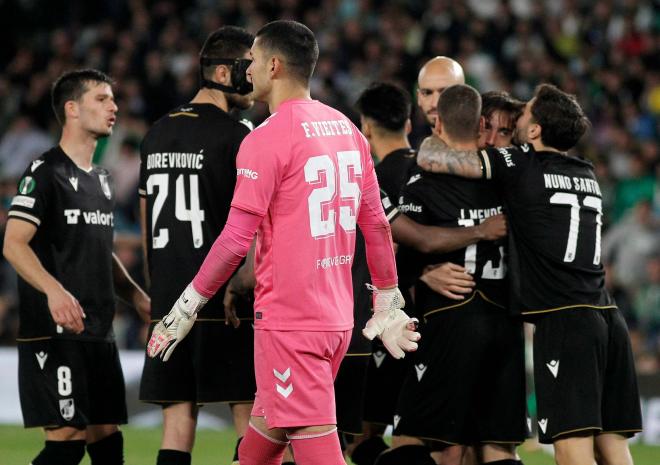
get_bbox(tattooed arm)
[417,135,483,178]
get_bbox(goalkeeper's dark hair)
[200,26,254,81]
[51,69,113,125]
[356,82,412,133]
[437,84,481,142]
[255,20,318,84]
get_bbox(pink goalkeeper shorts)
[251,328,351,429]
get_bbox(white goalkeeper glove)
[147,283,209,361]
[362,284,421,359]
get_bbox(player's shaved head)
[418,56,465,86]
[417,56,465,126]
[438,84,481,143]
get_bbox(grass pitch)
[0,424,658,464]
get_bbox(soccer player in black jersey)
[3,69,149,465]
[377,85,527,465]
[417,84,642,465]
[138,27,256,465]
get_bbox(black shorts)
[335,354,369,435]
[140,319,256,404]
[18,338,127,428]
[532,308,642,444]
[394,296,528,445]
[363,339,412,426]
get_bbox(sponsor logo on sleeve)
[11,195,36,209]
[237,168,259,180]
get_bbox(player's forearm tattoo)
[417,135,482,178]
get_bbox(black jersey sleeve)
[8,157,53,228]
[479,145,531,187]
[380,189,400,224]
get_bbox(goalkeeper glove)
[147,283,208,361]
[362,284,420,359]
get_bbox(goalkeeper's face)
[246,40,272,103]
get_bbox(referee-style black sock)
[32,440,86,465]
[373,445,435,465]
[484,460,523,465]
[350,436,388,465]
[157,449,191,465]
[87,431,124,465]
[233,436,243,462]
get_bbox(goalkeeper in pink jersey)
[146,20,420,465]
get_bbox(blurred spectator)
[633,255,660,352]
[603,201,660,293]
[0,115,53,179]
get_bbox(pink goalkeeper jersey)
[231,99,379,331]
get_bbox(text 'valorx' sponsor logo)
[64,209,114,226]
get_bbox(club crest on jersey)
[59,398,75,421]
[18,176,36,195]
[99,174,112,199]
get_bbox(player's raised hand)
[147,283,208,361]
[476,213,507,241]
[362,284,421,359]
[420,262,475,300]
[46,285,86,334]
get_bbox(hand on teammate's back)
[420,262,475,300]
[362,285,421,359]
[147,283,208,361]
[477,213,507,241]
[46,285,86,334]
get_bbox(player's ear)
[478,116,485,134]
[433,116,442,136]
[269,56,280,78]
[529,121,541,142]
[64,100,79,122]
[213,64,231,86]
[404,118,412,135]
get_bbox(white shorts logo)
[59,398,75,421]
[274,367,293,398]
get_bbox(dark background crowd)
[0,0,657,371]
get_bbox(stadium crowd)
[0,0,658,371]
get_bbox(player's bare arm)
[112,252,151,323]
[417,134,482,178]
[3,218,85,333]
[392,212,506,254]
